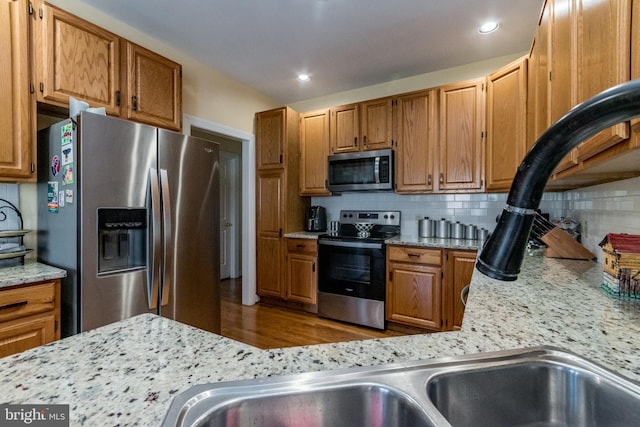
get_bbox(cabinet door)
[486,57,528,192]
[36,3,120,114]
[448,251,477,331]
[0,0,35,180]
[527,3,550,151]
[256,108,286,169]
[387,262,442,330]
[438,79,485,191]
[574,0,630,161]
[632,0,640,136]
[330,104,360,154]
[287,253,317,305]
[394,90,437,193]
[123,41,182,131]
[256,170,284,297]
[300,110,331,195]
[360,98,393,151]
[0,313,56,358]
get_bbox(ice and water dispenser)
[97,208,147,275]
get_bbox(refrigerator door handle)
[160,169,173,306]
[148,168,161,310]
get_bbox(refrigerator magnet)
[61,122,73,145]
[47,181,59,213]
[62,164,74,185]
[58,191,65,208]
[65,189,74,204]
[61,144,74,165]
[51,155,60,176]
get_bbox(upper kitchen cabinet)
[527,1,550,151]
[299,109,331,196]
[438,78,485,192]
[633,0,640,137]
[0,0,36,181]
[573,0,631,162]
[121,41,182,131]
[394,89,438,193]
[256,107,297,170]
[34,2,121,115]
[329,98,392,154]
[485,56,528,192]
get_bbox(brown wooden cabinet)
[0,279,60,358]
[286,238,317,306]
[121,41,182,131]
[485,57,528,192]
[394,89,438,193]
[527,1,550,151]
[299,109,331,196]
[33,1,182,130]
[330,98,393,154]
[34,2,121,115]
[255,107,309,300]
[438,78,485,192]
[386,246,443,330]
[446,250,476,331]
[0,0,36,181]
[633,0,640,138]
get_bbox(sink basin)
[427,358,640,427]
[162,347,640,427]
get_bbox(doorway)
[183,115,257,305]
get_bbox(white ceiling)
[79,0,543,104]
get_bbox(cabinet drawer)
[387,246,441,265]
[0,282,57,323]
[287,238,318,254]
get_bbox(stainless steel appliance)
[305,206,327,232]
[327,149,394,193]
[37,111,220,337]
[317,210,401,329]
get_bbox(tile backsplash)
[312,175,640,262]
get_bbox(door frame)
[183,114,257,306]
[220,150,241,279]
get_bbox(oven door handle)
[319,239,383,250]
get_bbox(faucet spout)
[476,79,640,281]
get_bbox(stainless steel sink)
[162,347,640,427]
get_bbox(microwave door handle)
[148,168,161,310]
[374,157,381,184]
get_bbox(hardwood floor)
[220,278,410,349]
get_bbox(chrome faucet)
[476,79,640,281]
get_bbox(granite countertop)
[283,231,324,239]
[387,234,483,250]
[0,261,67,289]
[1,255,639,426]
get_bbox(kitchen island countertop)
[0,255,638,426]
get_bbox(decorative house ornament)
[599,233,640,298]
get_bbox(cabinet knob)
[439,173,444,184]
[428,174,432,186]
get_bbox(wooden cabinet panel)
[438,79,485,191]
[287,253,317,305]
[394,89,437,193]
[0,279,60,357]
[123,41,182,131]
[257,236,284,298]
[387,246,441,265]
[633,0,640,136]
[527,3,550,150]
[256,108,286,169]
[360,98,393,151]
[447,251,476,331]
[0,0,35,181]
[256,170,283,236]
[36,2,121,114]
[387,261,442,330]
[574,0,630,161]
[486,57,528,192]
[300,109,331,195]
[330,104,359,154]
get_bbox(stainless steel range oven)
[317,210,401,329]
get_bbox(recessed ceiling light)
[478,21,499,34]
[297,74,310,82]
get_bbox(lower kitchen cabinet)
[386,245,477,332]
[386,246,443,331]
[0,279,60,358]
[286,238,318,306]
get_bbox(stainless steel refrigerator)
[37,111,220,337]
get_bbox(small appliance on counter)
[305,206,327,232]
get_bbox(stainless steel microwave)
[327,149,394,192]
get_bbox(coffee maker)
[305,206,327,232]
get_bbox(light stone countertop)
[283,231,324,239]
[0,261,67,288]
[0,255,638,426]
